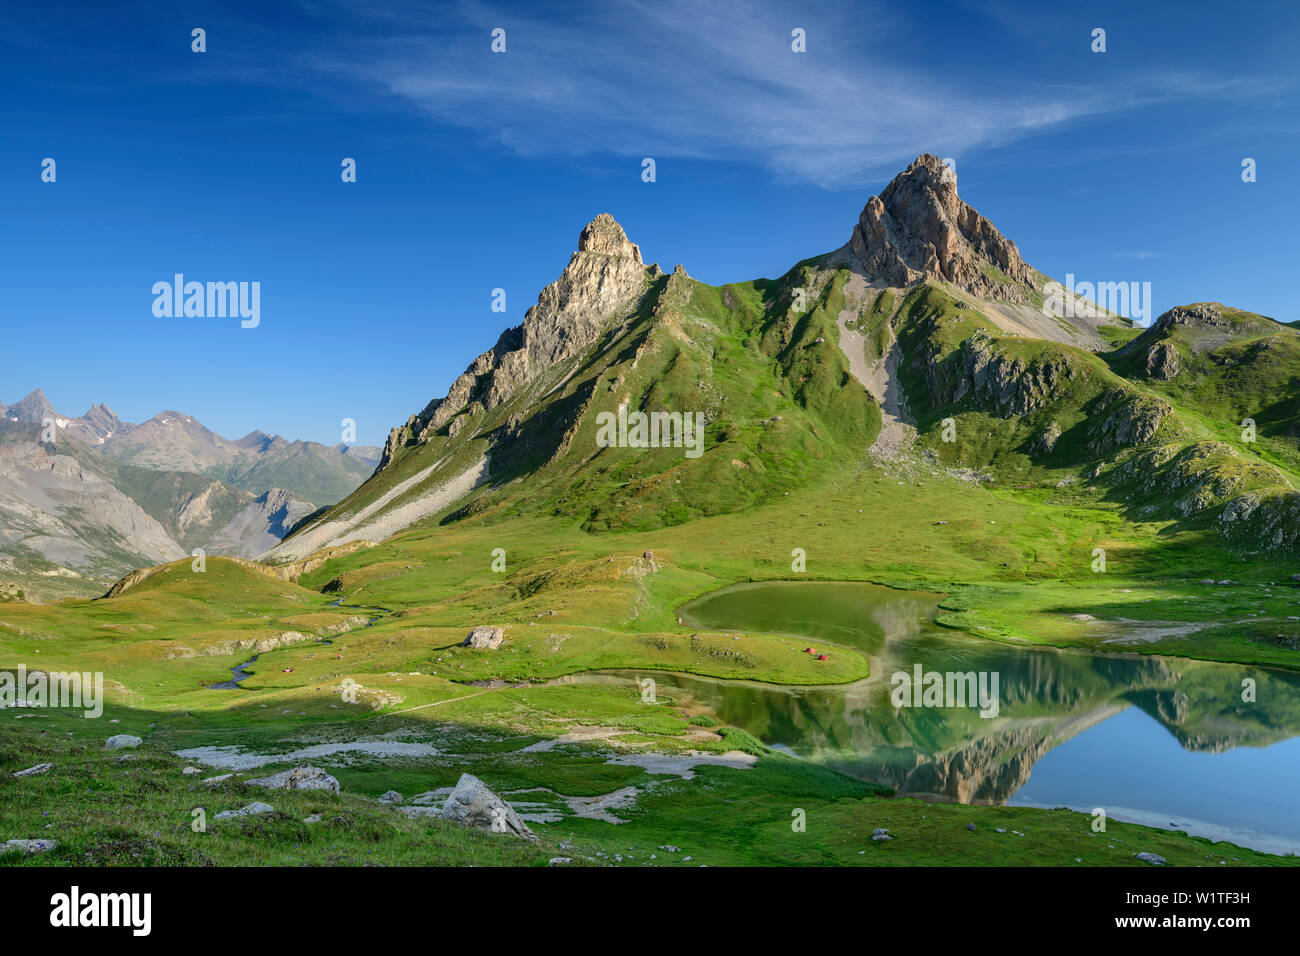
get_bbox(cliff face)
[381,214,652,468]
[206,488,316,558]
[844,154,1034,301]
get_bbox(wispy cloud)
[291,0,1284,189]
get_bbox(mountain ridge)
[0,420,317,591]
[269,153,1299,565]
[1,391,377,506]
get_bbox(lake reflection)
[554,580,1300,853]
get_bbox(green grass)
[4,708,1290,868]
[4,274,1300,868]
[0,729,556,867]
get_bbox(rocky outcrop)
[215,802,275,819]
[246,765,340,793]
[1088,390,1170,454]
[462,626,505,649]
[1107,442,1277,517]
[194,630,311,657]
[318,615,370,636]
[1122,302,1287,363]
[1218,488,1300,553]
[844,154,1033,301]
[1152,302,1231,338]
[1145,341,1181,379]
[380,215,651,467]
[0,838,58,856]
[439,773,536,840]
[1034,421,1062,456]
[12,763,54,777]
[206,488,316,559]
[929,332,1080,417]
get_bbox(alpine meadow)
[2,4,1299,930]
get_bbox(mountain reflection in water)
[550,581,1300,853]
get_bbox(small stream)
[208,654,259,690]
[207,597,387,690]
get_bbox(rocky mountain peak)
[4,389,57,424]
[255,487,298,510]
[235,430,277,453]
[74,402,128,444]
[80,402,121,425]
[578,213,642,262]
[844,153,1033,301]
[392,214,654,454]
[1152,302,1227,333]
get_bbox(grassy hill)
[5,159,1299,868]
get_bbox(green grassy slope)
[4,264,1300,867]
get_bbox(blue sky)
[2,0,1297,446]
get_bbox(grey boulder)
[0,839,58,856]
[215,802,274,819]
[246,765,340,793]
[462,626,505,649]
[13,763,54,777]
[440,773,536,841]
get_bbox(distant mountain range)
[1,391,380,499]
[0,391,381,586]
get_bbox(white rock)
[440,773,536,840]
[246,765,340,793]
[0,838,57,856]
[105,734,142,750]
[462,626,505,649]
[13,763,54,777]
[215,802,274,819]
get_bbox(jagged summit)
[579,213,641,262]
[382,214,654,464]
[843,153,1033,302]
[3,388,57,424]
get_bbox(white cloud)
[297,0,1284,188]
